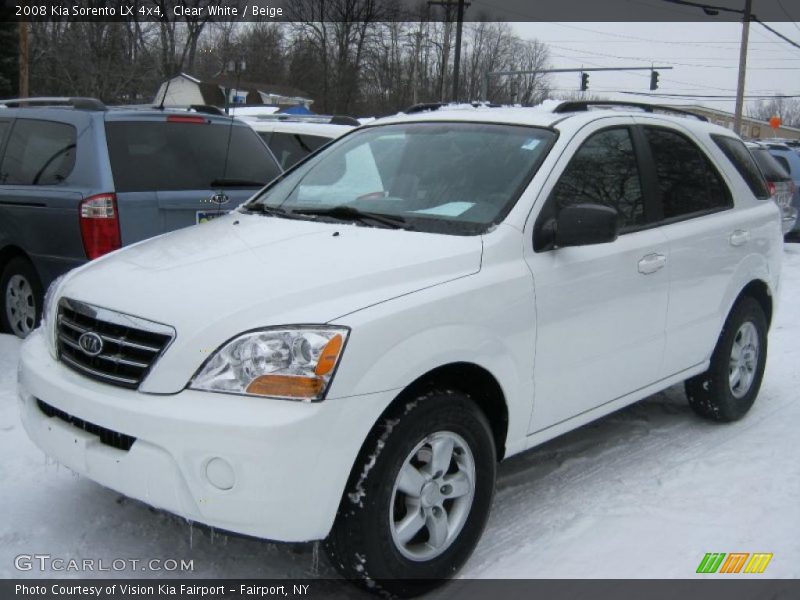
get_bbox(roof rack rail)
[0,97,107,111]
[553,101,707,122]
[403,101,502,114]
[329,115,360,126]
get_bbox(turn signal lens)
[246,375,324,398]
[315,334,343,376]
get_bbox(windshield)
[246,122,556,234]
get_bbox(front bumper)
[18,330,393,542]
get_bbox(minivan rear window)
[106,121,281,192]
[750,148,790,182]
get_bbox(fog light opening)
[205,457,236,491]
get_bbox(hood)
[59,212,483,390]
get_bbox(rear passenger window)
[645,128,732,220]
[712,135,770,199]
[0,119,77,185]
[549,127,645,230]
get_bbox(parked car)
[761,141,800,239]
[0,97,282,338]
[19,101,781,596]
[242,114,357,169]
[745,141,798,235]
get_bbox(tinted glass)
[0,121,9,151]
[646,128,731,219]
[750,148,790,181]
[773,155,791,175]
[712,136,770,199]
[549,128,645,230]
[0,119,77,185]
[249,122,555,235]
[268,132,331,169]
[106,121,281,192]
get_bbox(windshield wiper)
[292,205,410,230]
[210,178,266,188]
[242,203,303,219]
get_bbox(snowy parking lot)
[1,245,798,582]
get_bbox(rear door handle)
[729,229,750,246]
[638,253,667,274]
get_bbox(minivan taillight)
[767,181,776,197]
[79,193,121,260]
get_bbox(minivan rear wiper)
[210,178,266,188]
[292,205,411,229]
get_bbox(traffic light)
[580,72,589,91]
[650,70,660,90]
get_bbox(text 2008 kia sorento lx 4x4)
[18,102,782,595]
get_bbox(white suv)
[18,102,782,595]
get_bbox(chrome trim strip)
[58,335,149,369]
[59,297,176,338]
[59,353,140,385]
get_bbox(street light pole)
[733,0,752,136]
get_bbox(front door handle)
[729,229,750,247]
[638,253,667,275]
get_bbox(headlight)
[190,327,349,401]
[41,274,66,329]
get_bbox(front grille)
[56,298,174,389]
[37,399,136,451]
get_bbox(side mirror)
[554,204,619,247]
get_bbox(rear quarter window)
[105,120,281,192]
[712,135,770,200]
[0,119,77,185]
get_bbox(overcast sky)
[507,21,800,114]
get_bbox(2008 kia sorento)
[18,102,782,595]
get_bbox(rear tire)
[325,390,496,597]
[685,297,767,422]
[1,257,43,339]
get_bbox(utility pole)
[429,0,470,102]
[733,0,752,136]
[452,0,466,102]
[18,19,28,98]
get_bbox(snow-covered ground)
[1,246,798,582]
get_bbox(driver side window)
[549,127,645,231]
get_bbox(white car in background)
[18,101,782,596]
[242,115,358,169]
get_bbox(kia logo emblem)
[210,192,229,205]
[78,332,104,356]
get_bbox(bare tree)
[749,97,800,128]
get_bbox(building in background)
[154,73,313,111]
[672,105,800,141]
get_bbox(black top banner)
[2,0,800,23]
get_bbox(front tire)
[1,257,43,339]
[685,297,768,422]
[325,390,496,597]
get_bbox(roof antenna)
[157,72,176,110]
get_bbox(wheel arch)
[734,279,773,328]
[0,244,31,274]
[379,361,509,461]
